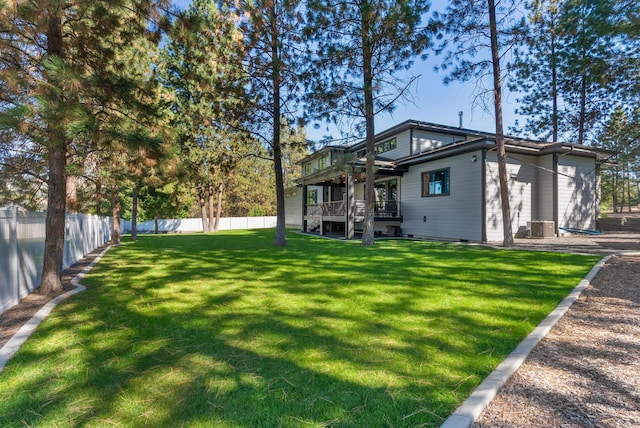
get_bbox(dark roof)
[299,119,613,165]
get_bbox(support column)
[302,185,308,233]
[346,174,355,239]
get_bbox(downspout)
[481,149,487,242]
[553,153,559,236]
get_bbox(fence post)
[9,207,18,306]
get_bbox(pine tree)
[305,0,430,246]
[0,1,168,294]
[510,0,563,142]
[161,0,250,234]
[230,0,305,247]
[432,0,526,247]
[513,0,640,145]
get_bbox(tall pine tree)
[432,0,526,247]
[305,0,430,246]
[0,0,168,294]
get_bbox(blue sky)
[170,0,523,143]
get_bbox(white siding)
[284,187,303,228]
[485,153,537,242]
[411,130,464,155]
[557,155,596,231]
[401,151,483,241]
[535,155,554,221]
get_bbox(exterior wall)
[284,187,303,228]
[354,182,365,200]
[401,150,483,241]
[383,128,411,159]
[557,155,597,231]
[485,152,537,242]
[411,129,465,155]
[535,154,555,221]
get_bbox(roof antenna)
[458,111,463,128]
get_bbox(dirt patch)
[0,246,107,349]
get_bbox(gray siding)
[401,151,483,241]
[411,130,464,155]
[557,155,597,231]
[485,153,537,242]
[382,128,411,159]
[535,155,555,221]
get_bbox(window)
[355,137,397,158]
[303,163,311,176]
[375,137,397,154]
[318,156,327,169]
[422,168,450,197]
[307,190,317,205]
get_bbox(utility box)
[527,221,555,238]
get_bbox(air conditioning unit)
[527,221,555,238]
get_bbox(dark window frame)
[421,168,450,197]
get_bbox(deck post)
[346,174,355,239]
[302,185,307,233]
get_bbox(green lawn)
[0,230,599,427]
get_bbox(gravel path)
[474,253,640,427]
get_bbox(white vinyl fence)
[0,208,116,315]
[134,216,278,233]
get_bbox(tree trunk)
[577,70,587,146]
[96,177,103,216]
[110,182,121,244]
[270,1,286,247]
[612,166,618,213]
[197,182,209,233]
[208,181,215,233]
[627,162,632,212]
[39,8,66,296]
[361,0,375,246]
[131,183,138,241]
[214,181,223,232]
[154,216,159,234]
[40,138,67,295]
[550,25,558,142]
[66,174,79,213]
[488,0,513,247]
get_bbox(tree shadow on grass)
[0,231,600,427]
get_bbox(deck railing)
[306,200,400,218]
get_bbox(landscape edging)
[439,253,616,428]
[0,246,111,373]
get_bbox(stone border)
[0,246,111,373]
[440,254,616,428]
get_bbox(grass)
[0,230,600,427]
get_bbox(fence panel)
[0,209,17,314]
[135,217,278,233]
[0,208,114,315]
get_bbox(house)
[285,120,611,242]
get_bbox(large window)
[318,156,327,169]
[375,137,397,154]
[307,190,317,205]
[355,137,398,158]
[303,163,311,176]
[422,168,450,197]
